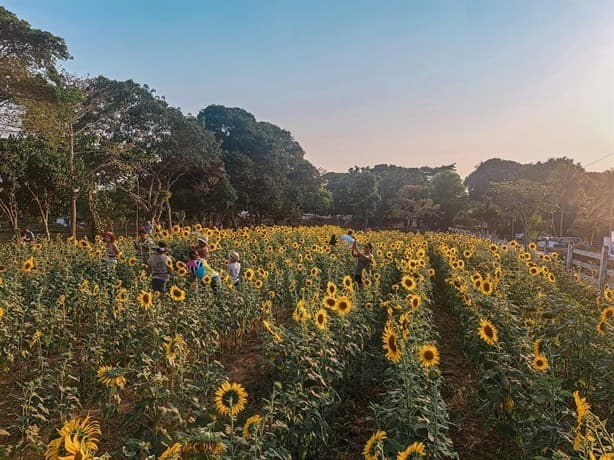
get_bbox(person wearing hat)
[227,250,241,287]
[196,237,209,259]
[148,242,171,293]
[102,231,120,264]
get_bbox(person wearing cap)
[227,251,241,287]
[196,237,209,259]
[148,242,171,293]
[102,231,120,263]
[351,240,374,287]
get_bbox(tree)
[464,158,523,201]
[198,105,326,223]
[0,6,69,129]
[545,158,585,236]
[21,75,173,236]
[429,170,468,229]
[491,180,549,244]
[126,109,224,228]
[0,136,27,235]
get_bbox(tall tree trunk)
[166,198,172,230]
[0,190,19,238]
[69,125,77,239]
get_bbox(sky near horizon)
[4,0,614,178]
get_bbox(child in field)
[187,250,205,280]
[102,231,120,264]
[227,251,241,287]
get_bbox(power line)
[585,152,614,168]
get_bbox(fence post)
[598,237,610,290]
[566,242,573,270]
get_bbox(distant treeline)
[1,6,612,244]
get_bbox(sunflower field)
[0,226,611,460]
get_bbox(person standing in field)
[196,237,209,259]
[187,249,205,280]
[227,251,241,287]
[102,231,120,264]
[351,240,374,286]
[148,242,171,293]
[135,229,154,262]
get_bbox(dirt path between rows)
[431,278,512,459]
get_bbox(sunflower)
[163,257,174,271]
[97,365,127,389]
[477,318,498,346]
[164,334,186,366]
[418,344,439,368]
[382,323,402,363]
[547,272,556,283]
[262,320,283,342]
[136,290,153,309]
[397,441,426,459]
[335,296,352,315]
[169,285,186,302]
[113,289,129,308]
[184,440,226,455]
[244,268,255,281]
[214,381,248,417]
[310,267,319,276]
[489,243,498,253]
[532,354,549,372]
[342,275,354,290]
[408,294,421,311]
[529,242,537,250]
[363,430,387,460]
[323,295,337,309]
[315,308,328,330]
[0,306,4,321]
[45,415,101,460]
[573,390,590,425]
[128,256,137,267]
[293,302,310,322]
[428,268,435,277]
[596,321,607,336]
[254,279,264,289]
[399,312,411,339]
[21,257,35,273]
[481,278,493,296]
[401,275,416,291]
[51,434,89,460]
[326,281,337,296]
[529,266,540,276]
[29,330,42,348]
[600,306,613,323]
[242,414,263,439]
[176,267,188,277]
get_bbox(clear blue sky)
[5,0,614,177]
